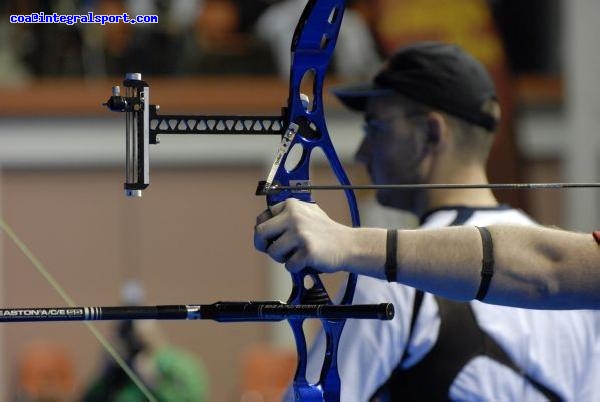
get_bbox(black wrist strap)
[475,226,494,301]
[385,230,398,282]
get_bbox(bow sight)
[104,73,149,197]
[103,73,287,197]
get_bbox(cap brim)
[331,83,395,111]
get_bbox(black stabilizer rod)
[0,301,394,323]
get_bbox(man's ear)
[425,112,447,147]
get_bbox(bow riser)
[271,1,365,400]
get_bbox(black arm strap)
[475,226,494,301]
[385,229,398,282]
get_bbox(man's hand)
[254,199,357,274]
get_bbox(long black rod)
[264,182,600,194]
[0,301,394,323]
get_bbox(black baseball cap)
[332,42,499,131]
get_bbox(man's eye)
[364,120,386,134]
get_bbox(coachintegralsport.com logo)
[10,12,158,26]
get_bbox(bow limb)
[0,217,157,402]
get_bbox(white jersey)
[294,206,600,402]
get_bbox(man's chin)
[376,189,427,217]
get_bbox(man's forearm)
[348,226,481,300]
[349,225,600,309]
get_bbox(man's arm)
[395,225,600,309]
[254,199,600,310]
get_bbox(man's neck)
[425,166,499,211]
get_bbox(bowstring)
[0,216,157,402]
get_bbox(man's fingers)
[266,231,300,263]
[285,249,308,273]
[255,199,313,255]
[254,226,276,252]
[255,199,306,251]
[254,209,289,251]
[268,200,289,216]
[256,209,273,225]
[254,199,338,275]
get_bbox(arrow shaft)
[267,182,600,193]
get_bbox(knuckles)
[253,225,268,251]
[255,199,320,271]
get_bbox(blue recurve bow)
[257,1,364,400]
[102,1,394,401]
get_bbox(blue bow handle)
[265,2,362,400]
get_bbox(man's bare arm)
[389,225,600,309]
[254,200,600,310]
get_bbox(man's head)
[333,42,500,214]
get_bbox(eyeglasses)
[363,111,426,136]
[362,118,391,136]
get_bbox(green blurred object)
[82,346,209,402]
